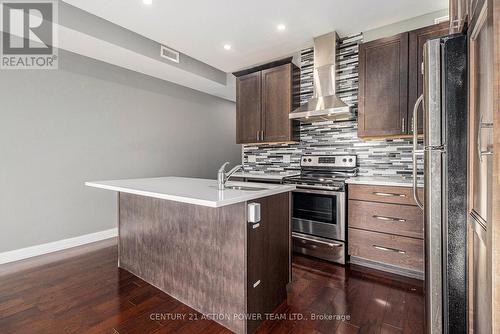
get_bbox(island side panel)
[118,193,247,334]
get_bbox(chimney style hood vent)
[289,32,353,122]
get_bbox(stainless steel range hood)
[289,32,353,122]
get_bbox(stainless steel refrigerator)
[411,34,468,334]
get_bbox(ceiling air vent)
[160,45,180,63]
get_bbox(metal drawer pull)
[293,235,342,248]
[252,223,260,229]
[253,280,261,288]
[373,215,407,223]
[373,245,406,254]
[372,192,407,198]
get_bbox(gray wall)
[0,50,240,252]
[363,9,449,42]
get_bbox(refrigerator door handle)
[412,94,424,210]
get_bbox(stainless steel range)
[283,155,357,264]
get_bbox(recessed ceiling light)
[223,44,231,50]
[277,24,286,31]
[143,0,152,5]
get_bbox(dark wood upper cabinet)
[235,61,299,144]
[358,23,450,138]
[408,22,449,134]
[358,32,409,138]
[236,71,262,144]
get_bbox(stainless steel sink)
[224,185,267,191]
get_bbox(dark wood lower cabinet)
[347,184,424,279]
[247,193,290,333]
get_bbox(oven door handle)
[293,233,343,248]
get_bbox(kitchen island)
[86,177,294,334]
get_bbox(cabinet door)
[246,209,266,334]
[246,193,290,334]
[236,71,262,144]
[261,64,293,142]
[408,22,449,134]
[358,33,409,137]
[260,193,289,312]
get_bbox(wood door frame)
[491,0,500,331]
[467,0,500,331]
[467,4,488,332]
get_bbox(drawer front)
[292,233,345,264]
[348,200,423,239]
[348,228,423,272]
[348,184,423,206]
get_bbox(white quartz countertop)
[232,171,300,180]
[346,176,424,188]
[85,177,295,208]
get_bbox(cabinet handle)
[373,245,406,254]
[256,131,260,142]
[251,223,260,229]
[253,280,261,288]
[372,192,407,198]
[401,118,406,133]
[373,215,407,223]
[260,130,264,141]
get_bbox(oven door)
[291,188,345,241]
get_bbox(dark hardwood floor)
[0,239,424,334]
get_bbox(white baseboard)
[0,228,118,265]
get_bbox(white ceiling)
[63,0,447,73]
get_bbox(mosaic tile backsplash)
[242,33,423,179]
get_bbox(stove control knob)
[303,158,307,162]
[343,158,347,162]
[349,158,353,162]
[308,158,312,162]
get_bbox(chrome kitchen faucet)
[217,162,243,190]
